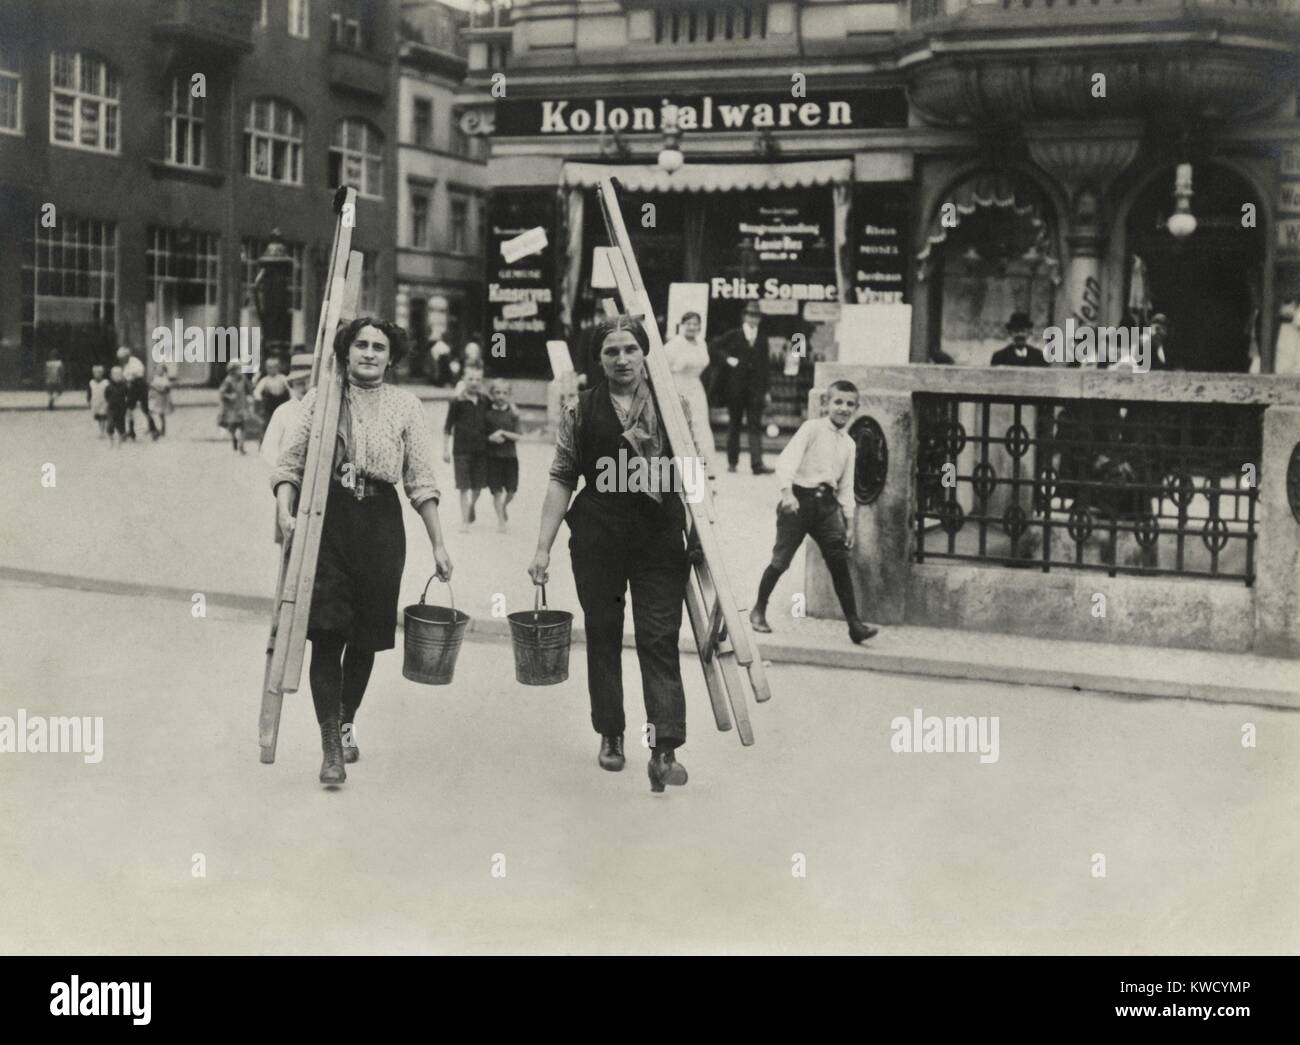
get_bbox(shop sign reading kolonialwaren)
[495,88,907,137]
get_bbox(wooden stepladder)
[259,187,364,764]
[594,177,772,746]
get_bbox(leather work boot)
[648,749,688,793]
[598,734,625,771]
[340,721,360,764]
[848,618,878,645]
[319,719,347,785]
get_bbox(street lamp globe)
[657,146,684,172]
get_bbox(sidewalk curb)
[4,565,1296,710]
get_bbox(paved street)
[0,399,803,630]
[2,404,1298,954]
[1,579,1297,955]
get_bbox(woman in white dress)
[662,312,714,465]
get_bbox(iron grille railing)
[914,394,1263,584]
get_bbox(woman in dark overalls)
[272,318,453,787]
[529,316,713,793]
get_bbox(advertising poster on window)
[486,190,557,377]
[852,183,910,305]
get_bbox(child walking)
[484,378,522,530]
[749,379,877,645]
[104,366,129,447]
[45,350,66,410]
[88,364,109,437]
[443,363,487,529]
[218,361,250,454]
[149,365,174,437]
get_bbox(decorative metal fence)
[914,393,1263,583]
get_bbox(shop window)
[147,227,221,308]
[244,98,303,185]
[49,51,119,153]
[164,76,206,168]
[24,214,117,314]
[653,4,767,44]
[329,117,384,198]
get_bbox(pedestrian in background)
[989,312,1048,367]
[253,355,291,431]
[104,365,129,447]
[663,311,715,475]
[711,300,773,474]
[117,347,160,440]
[44,350,66,410]
[87,364,109,437]
[218,361,250,454]
[149,365,174,437]
[443,363,488,529]
[484,378,522,531]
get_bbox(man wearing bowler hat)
[990,311,1049,368]
[711,300,774,474]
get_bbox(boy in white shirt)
[750,379,876,644]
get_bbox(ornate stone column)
[1025,121,1143,333]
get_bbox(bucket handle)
[419,575,455,610]
[533,584,547,614]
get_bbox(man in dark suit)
[711,300,773,474]
[990,311,1049,367]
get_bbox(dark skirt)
[308,480,406,651]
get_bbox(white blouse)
[270,382,441,510]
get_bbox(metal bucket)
[508,585,573,686]
[402,576,469,685]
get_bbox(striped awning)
[562,159,853,194]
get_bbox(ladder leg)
[684,577,732,732]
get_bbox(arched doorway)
[919,172,1062,367]
[1124,163,1265,372]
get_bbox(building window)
[22,216,118,354]
[449,119,472,159]
[49,51,120,153]
[0,45,20,135]
[330,118,384,198]
[244,98,303,185]
[410,188,430,248]
[289,0,310,38]
[330,13,363,49]
[146,227,221,315]
[241,237,304,312]
[449,195,471,254]
[359,251,379,314]
[164,77,205,168]
[654,4,767,44]
[412,97,433,148]
[259,0,268,27]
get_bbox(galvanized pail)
[402,576,470,685]
[508,585,572,686]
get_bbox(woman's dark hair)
[680,311,701,327]
[590,314,650,366]
[333,316,408,371]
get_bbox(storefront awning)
[562,159,853,194]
